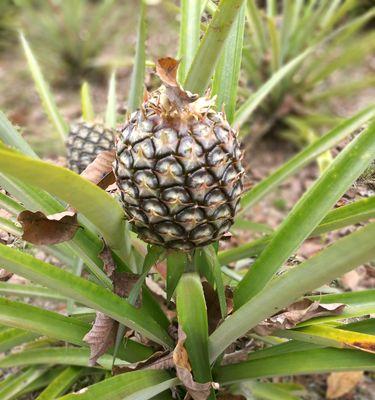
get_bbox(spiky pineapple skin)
[66,122,114,174]
[114,94,244,251]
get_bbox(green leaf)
[234,47,312,130]
[184,0,246,94]
[209,222,375,362]
[0,111,38,158]
[246,381,301,400]
[277,325,375,351]
[235,121,375,307]
[36,366,83,400]
[0,282,68,300]
[231,218,273,234]
[59,370,177,400]
[0,327,38,353]
[176,273,212,384]
[0,367,48,400]
[311,197,375,236]
[0,190,25,215]
[214,348,375,384]
[178,0,202,83]
[0,146,126,252]
[307,289,375,307]
[20,33,68,142]
[105,70,117,128]
[166,251,187,301]
[127,1,147,113]
[212,2,245,123]
[0,297,152,363]
[81,82,95,123]
[245,0,267,55]
[0,347,124,370]
[0,244,173,348]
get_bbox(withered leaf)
[0,269,13,281]
[113,350,173,375]
[18,210,79,245]
[83,312,119,366]
[99,244,116,278]
[254,299,345,335]
[80,150,116,189]
[326,371,363,399]
[173,328,215,400]
[156,57,180,87]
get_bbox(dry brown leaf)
[83,312,119,366]
[326,371,364,399]
[254,299,345,335]
[18,210,79,245]
[113,350,174,375]
[156,57,180,87]
[0,268,13,281]
[80,150,116,188]
[173,327,214,400]
[341,268,362,290]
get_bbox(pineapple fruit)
[114,58,244,251]
[66,122,114,174]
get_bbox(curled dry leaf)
[173,327,215,400]
[18,210,79,245]
[80,150,116,189]
[326,371,364,399]
[0,269,13,281]
[156,57,180,87]
[254,299,345,336]
[113,350,174,375]
[83,312,118,366]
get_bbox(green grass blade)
[0,146,126,251]
[210,222,375,362]
[234,47,312,129]
[212,3,246,123]
[81,82,95,123]
[59,371,177,400]
[0,244,173,348]
[105,70,117,128]
[36,366,83,400]
[235,121,375,307]
[307,289,375,306]
[239,106,375,214]
[267,16,281,72]
[20,33,69,143]
[0,297,152,363]
[178,0,202,83]
[0,190,25,215]
[184,0,245,94]
[176,273,212,385]
[215,348,375,384]
[127,1,147,113]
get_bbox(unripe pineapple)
[114,58,244,251]
[66,122,114,174]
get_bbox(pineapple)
[114,58,244,251]
[66,122,114,174]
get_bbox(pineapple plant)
[0,1,374,399]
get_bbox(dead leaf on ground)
[254,299,345,335]
[83,312,119,366]
[80,150,116,189]
[173,327,216,400]
[18,210,79,245]
[326,371,364,399]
